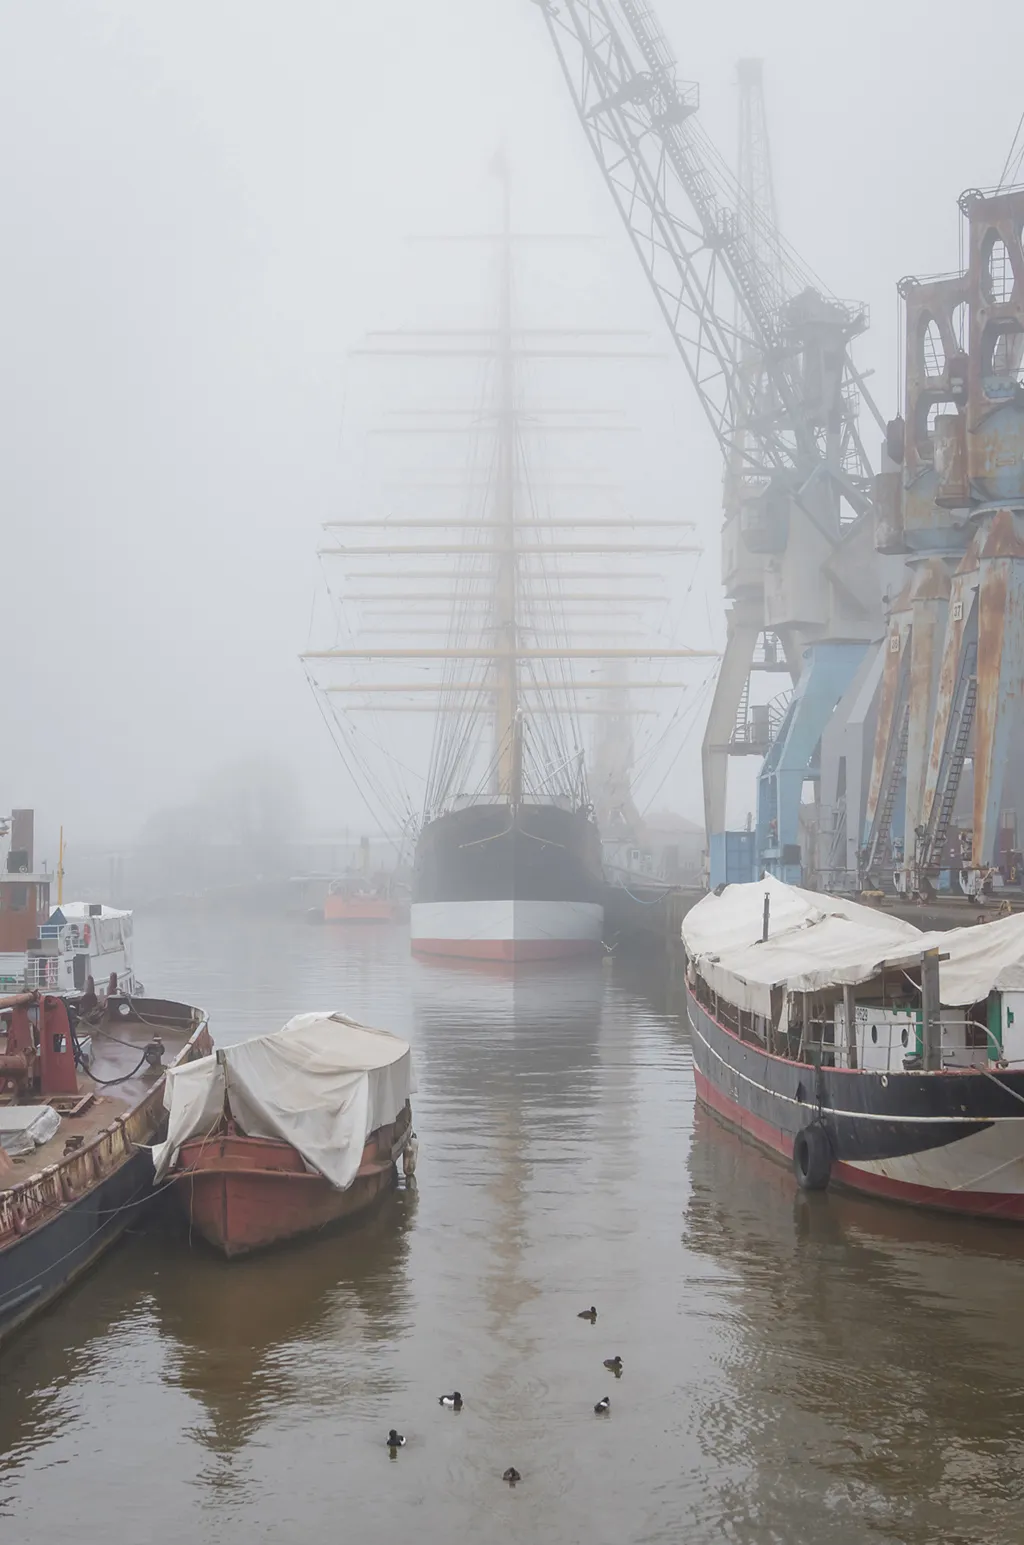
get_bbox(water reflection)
[686,1104,1024,1544]
[412,958,607,1106]
[9,916,1024,1544]
[410,958,611,1374]
[152,1189,416,1458]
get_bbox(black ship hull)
[410,801,604,960]
[0,1145,157,1342]
[687,983,1024,1219]
[0,1002,211,1345]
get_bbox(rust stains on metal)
[901,274,970,539]
[905,563,950,833]
[966,188,1024,502]
[973,561,1009,855]
[979,506,1024,561]
[920,569,977,830]
[910,556,952,604]
[954,529,982,576]
[864,611,909,830]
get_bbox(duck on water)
[683,876,1024,1220]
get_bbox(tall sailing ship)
[304,168,708,961]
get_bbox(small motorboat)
[323,876,399,924]
[156,1012,415,1257]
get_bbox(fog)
[1,1,1019,868]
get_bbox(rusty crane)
[858,185,1024,900]
[529,0,890,886]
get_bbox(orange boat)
[156,1012,415,1258]
[323,877,398,924]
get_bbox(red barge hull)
[688,984,1024,1222]
[173,1104,412,1257]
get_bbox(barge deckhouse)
[684,876,1024,1218]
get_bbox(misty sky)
[1,1,1020,855]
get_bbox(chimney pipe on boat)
[762,893,770,942]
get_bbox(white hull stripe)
[842,1120,1024,1196]
[411,899,603,943]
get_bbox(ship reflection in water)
[3,917,1024,1543]
[686,1104,1024,1544]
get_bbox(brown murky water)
[3,916,1024,1544]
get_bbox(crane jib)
[535,0,878,507]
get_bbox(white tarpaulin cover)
[682,877,1024,1016]
[896,912,1024,1005]
[152,1012,413,1189]
[0,1104,61,1157]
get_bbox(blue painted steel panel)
[756,641,870,884]
[709,830,756,888]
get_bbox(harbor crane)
[530,0,891,883]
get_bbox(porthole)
[901,1027,909,1047]
[871,1025,878,1044]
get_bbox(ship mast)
[303,169,715,833]
[494,157,520,801]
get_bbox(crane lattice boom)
[533,0,877,514]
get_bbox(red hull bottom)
[693,1067,1024,1222]
[173,1106,412,1256]
[324,902,397,923]
[411,936,601,962]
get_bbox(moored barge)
[157,1012,415,1256]
[1,991,211,1343]
[684,877,1024,1219]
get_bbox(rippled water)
[2,916,1024,1543]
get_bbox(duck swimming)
[603,1356,623,1373]
[503,1467,522,1486]
[386,1429,406,1448]
[577,1306,598,1322]
[593,1396,610,1414]
[439,1392,463,1410]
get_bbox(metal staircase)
[920,640,978,870]
[730,675,751,746]
[865,700,909,872]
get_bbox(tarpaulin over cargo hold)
[681,877,1024,1015]
[682,878,921,1018]
[895,912,1024,1006]
[152,1013,413,1189]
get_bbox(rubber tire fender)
[792,1122,832,1191]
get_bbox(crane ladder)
[866,700,909,870]
[921,642,978,869]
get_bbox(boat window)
[8,883,28,911]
